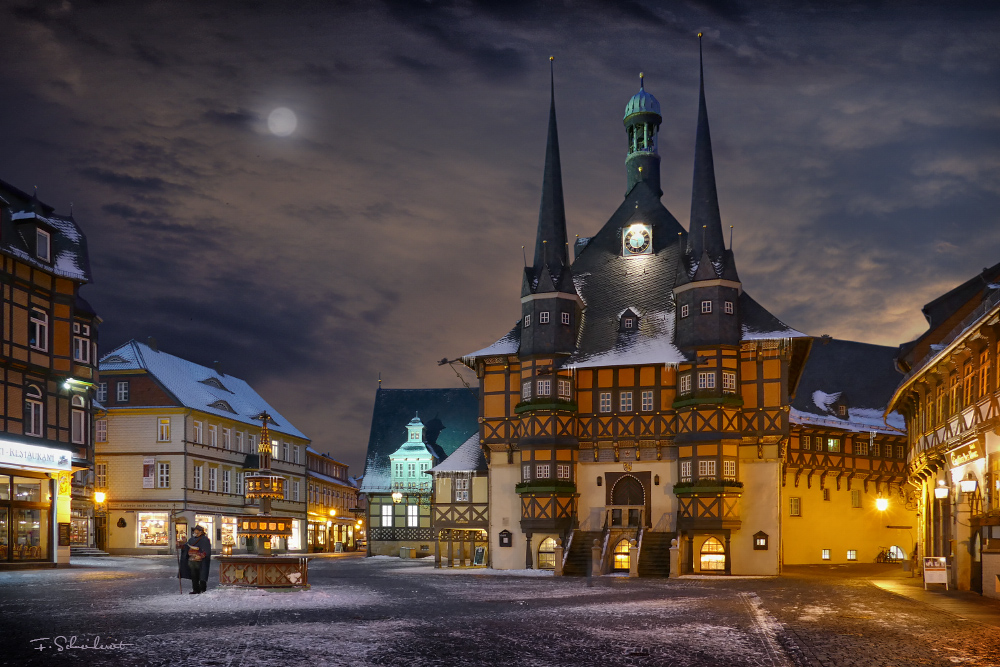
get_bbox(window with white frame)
[116,381,129,402]
[558,379,571,398]
[271,440,279,458]
[237,473,243,494]
[394,462,403,478]
[36,228,51,261]
[827,438,841,453]
[851,489,861,508]
[821,549,830,560]
[407,463,416,477]
[283,442,290,461]
[96,419,108,443]
[73,334,90,363]
[248,434,256,452]
[157,418,170,442]
[847,550,857,561]
[208,467,217,492]
[381,504,393,527]
[71,395,87,445]
[29,308,48,351]
[680,374,692,394]
[222,469,230,493]
[158,462,170,488]
[455,477,469,502]
[539,311,549,324]
[522,464,531,482]
[236,431,244,453]
[698,372,715,389]
[524,313,531,327]
[209,425,218,447]
[556,464,570,480]
[561,311,570,325]
[193,421,203,444]
[222,428,231,449]
[680,304,689,318]
[698,459,716,479]
[620,391,633,412]
[96,382,107,403]
[723,460,736,478]
[95,462,107,489]
[724,301,734,314]
[193,465,203,490]
[789,497,801,516]
[599,392,612,412]
[722,371,737,393]
[537,379,551,396]
[701,300,712,314]
[24,384,44,437]
[535,464,550,479]
[406,504,419,527]
[624,317,634,329]
[641,390,653,411]
[294,445,301,464]
[680,460,692,482]
[293,480,300,502]
[522,381,531,400]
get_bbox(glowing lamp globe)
[875,498,889,512]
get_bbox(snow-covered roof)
[568,310,687,369]
[791,408,905,435]
[463,322,521,361]
[1,208,92,282]
[430,433,486,473]
[307,469,356,487]
[98,339,308,440]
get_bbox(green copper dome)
[624,75,660,119]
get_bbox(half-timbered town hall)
[460,49,915,575]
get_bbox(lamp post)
[94,491,108,551]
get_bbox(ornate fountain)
[216,413,312,588]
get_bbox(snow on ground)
[121,584,380,614]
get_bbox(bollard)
[629,539,639,578]
[669,538,680,578]
[554,538,564,577]
[591,539,602,579]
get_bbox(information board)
[58,522,71,547]
[923,556,949,590]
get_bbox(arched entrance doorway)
[610,475,644,527]
[700,537,726,572]
[613,539,631,571]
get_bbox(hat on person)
[192,525,205,533]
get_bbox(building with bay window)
[306,448,359,552]
[0,178,99,568]
[95,338,308,554]
[360,387,478,557]
[887,263,1000,597]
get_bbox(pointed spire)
[689,33,726,263]
[532,56,569,274]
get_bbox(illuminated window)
[641,390,653,411]
[538,537,557,570]
[827,438,840,453]
[701,300,712,314]
[754,532,768,550]
[406,504,418,527]
[599,392,612,412]
[789,497,801,516]
[539,311,550,324]
[620,391,633,412]
[847,550,857,561]
[700,537,726,571]
[381,504,393,527]
[851,489,861,508]
[157,418,171,442]
[821,549,830,560]
[613,539,631,571]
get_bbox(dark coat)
[178,533,212,582]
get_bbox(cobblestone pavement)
[0,557,997,667]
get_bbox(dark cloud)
[78,168,176,192]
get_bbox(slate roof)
[0,178,93,283]
[430,432,487,474]
[790,338,905,434]
[98,339,308,440]
[359,388,479,494]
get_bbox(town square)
[0,1,999,665]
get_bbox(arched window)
[613,539,631,571]
[888,545,906,561]
[24,384,44,437]
[700,537,726,572]
[71,395,87,445]
[537,537,557,570]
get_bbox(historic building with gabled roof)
[429,432,488,568]
[459,45,886,575]
[95,338,309,555]
[359,386,478,557]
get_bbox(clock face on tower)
[623,223,652,257]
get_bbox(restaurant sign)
[0,439,72,471]
[949,441,983,468]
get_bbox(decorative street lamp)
[391,491,403,504]
[959,475,979,495]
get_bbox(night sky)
[1,1,998,472]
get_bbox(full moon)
[267,107,297,136]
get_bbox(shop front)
[0,439,75,567]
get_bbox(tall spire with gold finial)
[689,32,726,264]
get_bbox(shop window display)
[137,512,169,546]
[221,516,237,548]
[195,514,215,543]
[1,475,52,562]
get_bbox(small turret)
[624,73,663,196]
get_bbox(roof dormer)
[619,307,641,333]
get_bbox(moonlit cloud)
[0,0,997,470]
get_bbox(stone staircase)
[562,530,602,576]
[637,531,674,577]
[70,546,111,557]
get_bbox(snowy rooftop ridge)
[98,339,309,440]
[790,407,905,435]
[430,433,486,473]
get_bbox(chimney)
[146,336,158,352]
